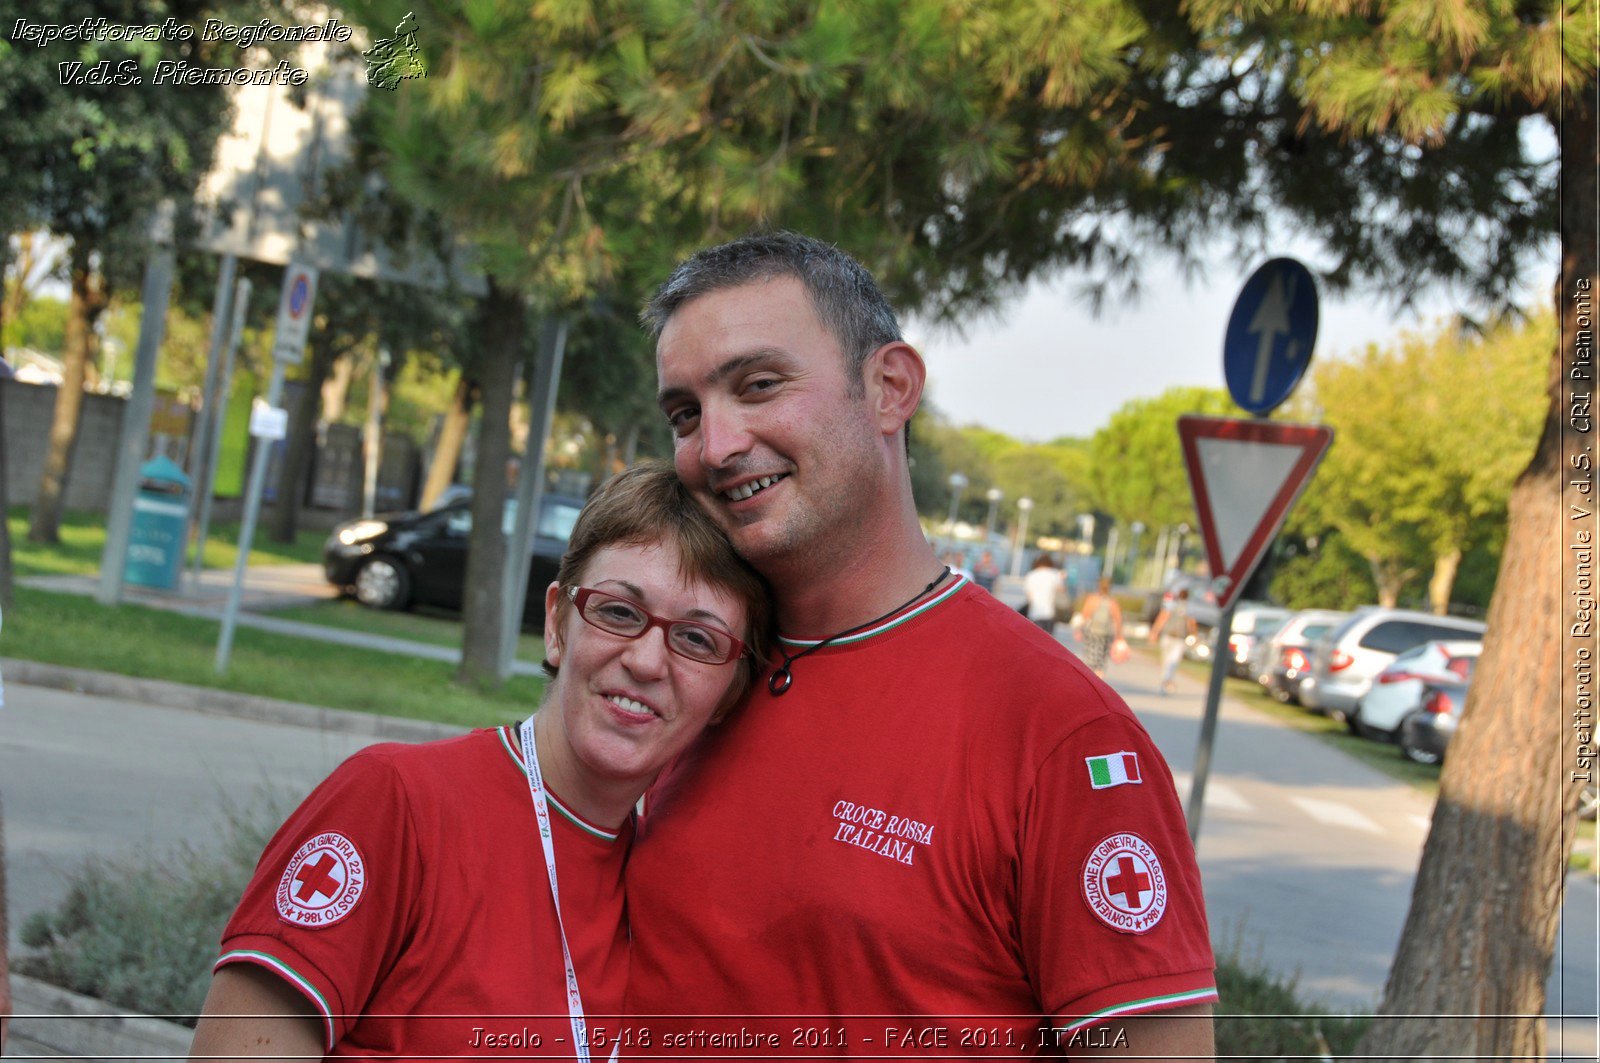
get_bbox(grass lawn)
[8,506,325,578]
[6,586,544,727]
[271,597,548,662]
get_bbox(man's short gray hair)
[642,231,903,391]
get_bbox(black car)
[323,494,586,625]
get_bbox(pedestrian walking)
[1150,587,1198,694]
[1078,575,1124,677]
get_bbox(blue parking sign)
[1223,258,1319,415]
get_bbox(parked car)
[1300,608,1487,720]
[1350,640,1482,740]
[1220,605,1292,677]
[1397,679,1469,765]
[1184,601,1286,667]
[323,493,586,625]
[1249,609,1351,704]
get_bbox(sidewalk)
[18,564,543,677]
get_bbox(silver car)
[1249,609,1351,704]
[1301,608,1487,719]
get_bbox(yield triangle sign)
[1178,416,1333,611]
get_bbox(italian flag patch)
[1086,752,1142,789]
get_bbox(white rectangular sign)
[272,262,319,366]
[248,403,289,441]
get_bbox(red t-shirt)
[627,581,1216,1057]
[215,724,630,1060]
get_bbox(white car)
[1350,640,1482,739]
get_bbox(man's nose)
[697,406,752,469]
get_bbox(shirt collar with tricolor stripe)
[496,723,625,843]
[777,573,969,650]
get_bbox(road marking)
[1171,773,1253,813]
[1290,796,1384,834]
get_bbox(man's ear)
[864,341,926,437]
[543,582,564,668]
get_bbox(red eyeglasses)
[564,586,746,665]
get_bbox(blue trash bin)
[126,455,192,590]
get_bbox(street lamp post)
[946,472,968,533]
[1172,522,1190,576]
[1103,526,1120,585]
[1128,521,1145,588]
[1010,497,1034,577]
[984,487,1004,542]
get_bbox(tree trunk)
[1369,556,1409,608]
[1427,547,1461,616]
[28,242,105,544]
[321,350,355,424]
[268,339,341,543]
[420,375,473,510]
[1355,93,1596,1061]
[457,278,522,689]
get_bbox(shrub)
[16,795,284,1025]
[1214,953,1371,1060]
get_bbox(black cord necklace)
[767,567,951,696]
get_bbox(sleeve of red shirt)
[1018,709,1218,1031]
[212,747,420,1050]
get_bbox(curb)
[1,659,467,744]
[7,973,192,1059]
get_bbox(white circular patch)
[275,832,366,928]
[1081,831,1168,935]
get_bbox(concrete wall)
[3,378,423,518]
[3,378,127,511]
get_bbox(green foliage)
[4,294,67,353]
[1179,0,1576,311]
[1213,953,1370,1060]
[1085,386,1235,529]
[909,405,1093,539]
[1269,534,1379,612]
[18,798,286,1025]
[1295,312,1549,604]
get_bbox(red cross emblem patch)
[1081,832,1167,934]
[276,831,366,928]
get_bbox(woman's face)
[542,538,750,792]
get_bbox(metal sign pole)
[216,263,313,672]
[497,317,568,682]
[1187,594,1239,849]
[190,277,251,586]
[215,361,285,672]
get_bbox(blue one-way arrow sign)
[1223,258,1319,415]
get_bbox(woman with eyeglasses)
[190,462,771,1062]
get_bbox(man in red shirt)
[634,232,1218,1058]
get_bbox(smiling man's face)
[655,276,886,576]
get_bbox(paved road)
[1,648,1594,1056]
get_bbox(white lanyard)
[518,718,621,1063]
